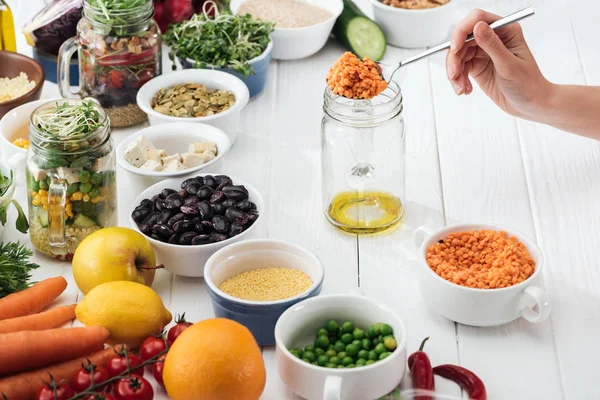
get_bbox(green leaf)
[11,200,29,234]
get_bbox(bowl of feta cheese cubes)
[116,122,231,178]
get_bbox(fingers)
[450,9,502,55]
[472,21,517,76]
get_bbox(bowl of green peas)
[275,294,407,400]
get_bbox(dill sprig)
[0,242,40,298]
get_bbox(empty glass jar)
[321,82,405,234]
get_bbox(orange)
[163,318,266,400]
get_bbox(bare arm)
[539,85,600,139]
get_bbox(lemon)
[76,281,172,348]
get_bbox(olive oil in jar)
[0,0,16,51]
[327,191,403,235]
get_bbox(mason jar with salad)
[58,0,162,127]
[26,100,117,260]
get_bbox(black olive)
[140,199,153,208]
[154,197,164,211]
[181,205,199,215]
[159,209,174,224]
[192,234,211,245]
[229,223,243,236]
[160,188,177,199]
[225,208,249,226]
[212,215,231,233]
[212,203,226,215]
[210,191,225,204]
[216,176,233,191]
[164,193,183,209]
[223,188,248,202]
[152,224,173,239]
[184,196,200,206]
[179,189,189,198]
[198,201,214,220]
[167,212,186,227]
[168,234,180,244]
[201,220,214,232]
[221,199,236,209]
[173,220,195,234]
[132,208,151,223]
[186,183,201,195]
[197,186,214,200]
[179,232,197,245]
[236,200,256,212]
[209,232,229,243]
[203,175,217,189]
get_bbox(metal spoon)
[379,6,535,83]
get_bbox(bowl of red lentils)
[204,239,325,345]
[413,223,551,327]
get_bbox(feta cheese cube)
[56,167,80,185]
[188,141,217,155]
[161,153,181,165]
[181,152,205,168]
[93,155,110,171]
[140,159,162,171]
[147,148,159,161]
[197,150,216,164]
[162,159,185,172]
[156,149,167,159]
[28,160,47,181]
[123,139,148,167]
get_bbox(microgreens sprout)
[33,101,104,139]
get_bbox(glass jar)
[26,99,117,260]
[58,0,161,127]
[321,82,405,235]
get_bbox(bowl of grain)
[230,0,344,61]
[0,51,45,119]
[413,223,551,327]
[204,239,325,345]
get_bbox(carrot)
[0,305,76,334]
[0,277,68,320]
[0,326,110,376]
[0,345,127,400]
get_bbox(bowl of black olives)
[129,174,264,277]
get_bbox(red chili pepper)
[407,337,434,400]
[433,364,487,400]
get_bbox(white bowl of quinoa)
[230,0,344,60]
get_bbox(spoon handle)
[398,6,535,68]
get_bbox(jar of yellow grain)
[321,81,406,235]
[26,99,117,260]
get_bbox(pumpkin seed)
[151,83,236,118]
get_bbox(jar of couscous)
[26,99,117,260]
[321,80,406,235]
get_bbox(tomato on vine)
[167,313,193,346]
[106,350,144,378]
[71,361,111,392]
[114,376,154,400]
[35,378,74,400]
[152,354,167,388]
[140,334,167,361]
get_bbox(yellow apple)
[73,227,158,295]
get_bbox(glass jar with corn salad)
[26,99,117,260]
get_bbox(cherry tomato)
[152,354,167,388]
[114,376,154,400]
[167,313,193,346]
[72,363,111,392]
[84,394,118,400]
[36,381,75,400]
[106,352,144,378]
[140,336,167,361]
[109,70,127,89]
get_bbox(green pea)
[366,360,376,365]
[317,328,329,338]
[304,345,315,353]
[326,363,336,368]
[337,352,346,359]
[317,355,329,366]
[374,343,386,355]
[66,183,79,195]
[374,322,383,336]
[341,333,353,345]
[30,179,40,192]
[352,328,365,341]
[315,348,325,356]
[379,352,391,360]
[290,349,301,358]
[303,351,315,362]
[356,359,367,366]
[79,182,92,194]
[329,356,340,365]
[341,356,353,366]
[90,172,103,185]
[334,341,346,353]
[361,338,372,350]
[79,170,91,183]
[301,357,311,363]
[368,351,378,361]
[341,322,355,333]
[346,364,355,368]
[326,320,339,333]
[373,338,380,346]
[352,340,361,347]
[325,350,337,358]
[384,337,397,351]
[315,335,330,349]
[89,188,100,198]
[380,324,393,336]
[367,325,376,338]
[39,180,49,190]
[345,344,359,357]
[358,350,369,360]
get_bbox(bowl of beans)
[129,174,264,277]
[413,223,551,326]
[203,239,325,346]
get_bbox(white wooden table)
[5,0,600,398]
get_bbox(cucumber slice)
[73,214,97,228]
[333,0,387,61]
[37,210,49,228]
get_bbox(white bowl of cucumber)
[230,0,344,61]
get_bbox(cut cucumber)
[37,210,49,228]
[73,214,96,228]
[333,0,387,61]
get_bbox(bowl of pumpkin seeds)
[137,69,250,144]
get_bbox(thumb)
[473,21,515,75]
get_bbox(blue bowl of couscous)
[204,239,325,346]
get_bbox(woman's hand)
[446,9,553,120]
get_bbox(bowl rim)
[129,174,265,251]
[417,222,544,293]
[0,98,59,153]
[136,69,250,123]
[370,0,455,13]
[184,40,274,68]
[0,51,45,108]
[274,293,407,372]
[203,238,326,306]
[115,122,232,177]
[231,0,344,32]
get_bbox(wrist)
[527,81,561,124]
